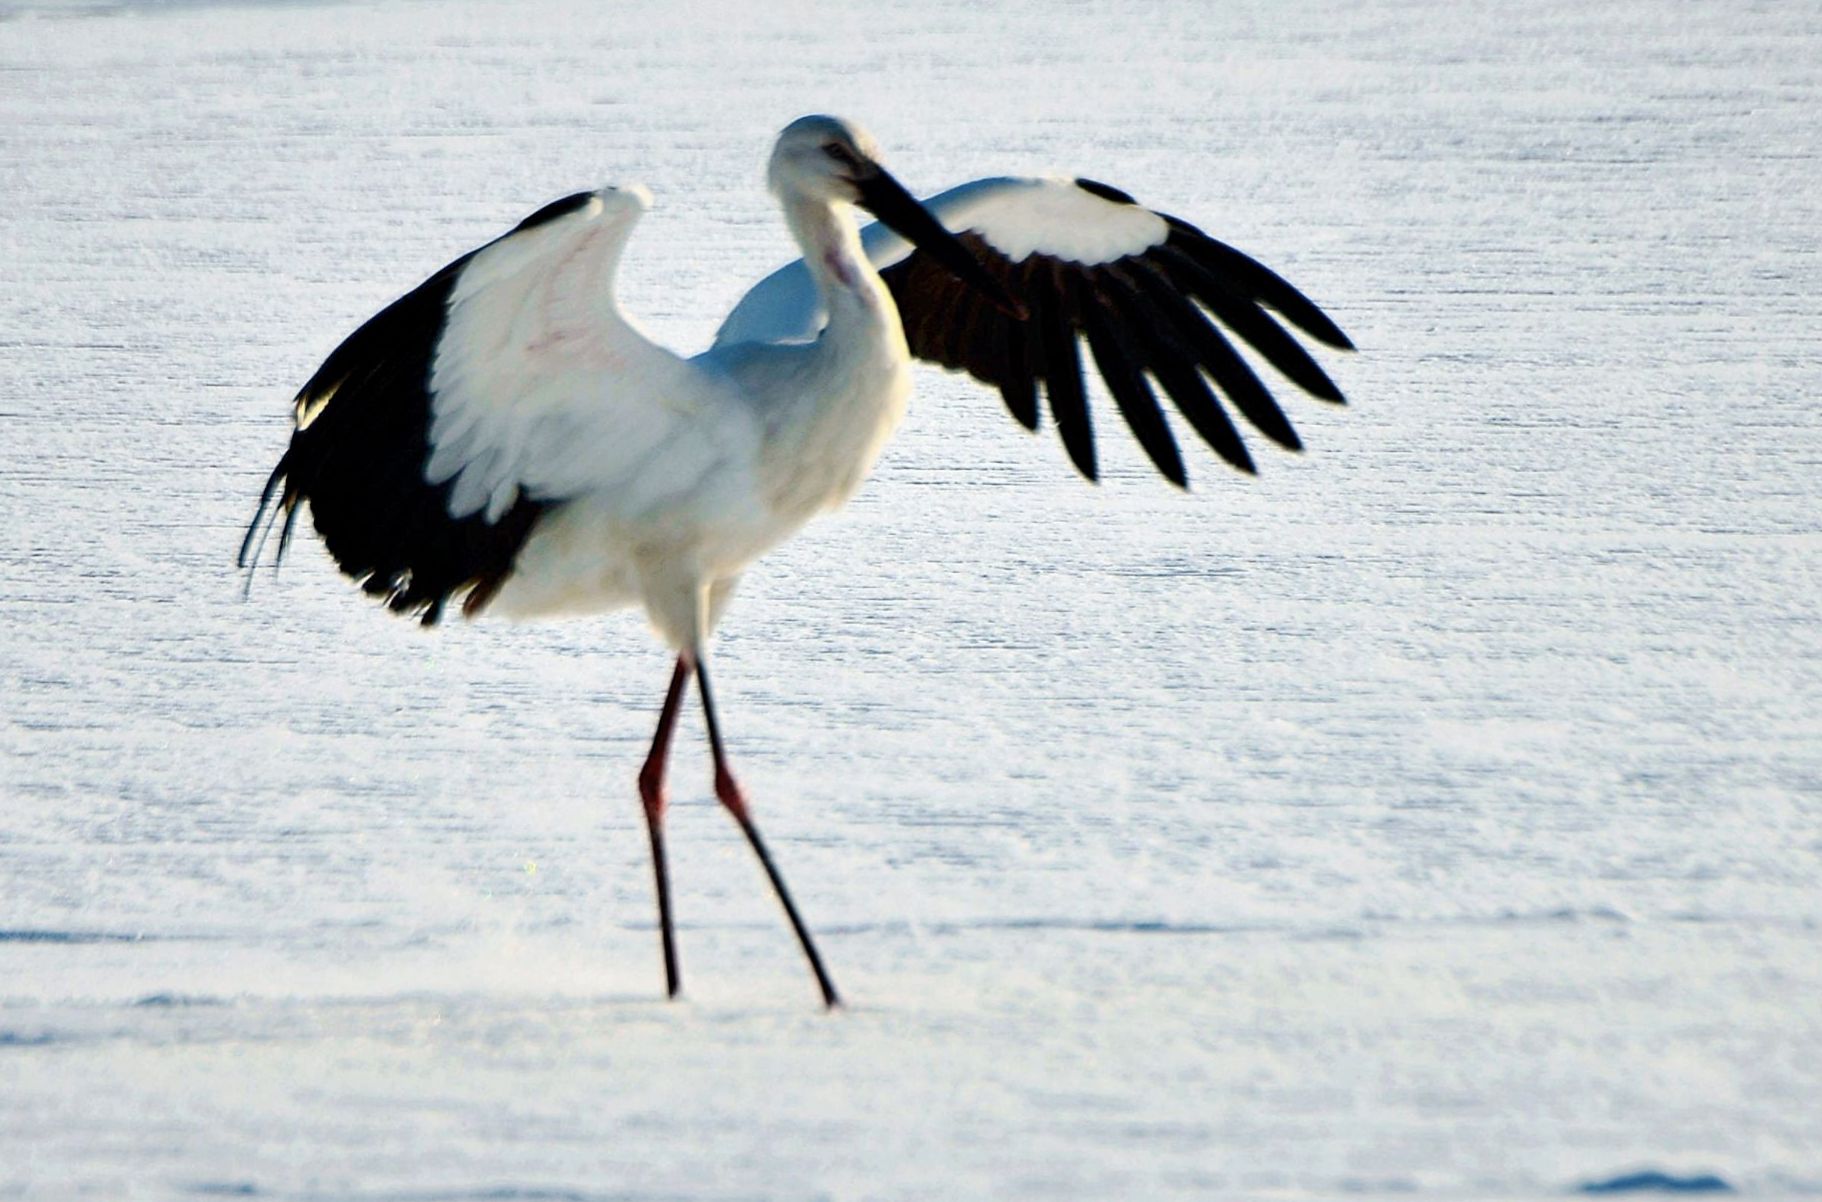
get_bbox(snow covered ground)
[2,0,1818,1197]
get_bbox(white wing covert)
[426,185,697,523]
[241,187,690,624]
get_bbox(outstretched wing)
[716,176,1353,485]
[241,186,688,624]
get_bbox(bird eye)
[822,141,856,166]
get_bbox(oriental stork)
[241,115,1354,1008]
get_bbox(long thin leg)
[639,654,693,999]
[694,656,841,1009]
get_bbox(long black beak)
[856,168,1027,320]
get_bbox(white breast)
[491,295,909,632]
[768,350,908,520]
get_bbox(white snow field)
[2,0,1818,1197]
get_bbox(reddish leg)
[639,654,692,999]
[694,656,841,1009]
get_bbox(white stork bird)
[241,115,1353,1008]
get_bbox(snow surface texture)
[2,0,1819,1198]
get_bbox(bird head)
[768,115,1025,320]
[767,115,884,205]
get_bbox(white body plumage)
[482,166,913,649]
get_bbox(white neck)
[780,191,890,332]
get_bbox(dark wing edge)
[238,230,557,627]
[877,179,1354,486]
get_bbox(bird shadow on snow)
[0,928,223,944]
[1576,1172,1736,1194]
[184,1186,691,1202]
[816,915,1277,937]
